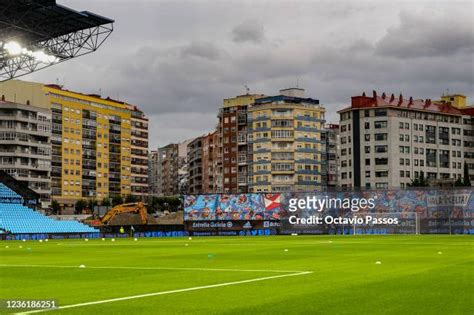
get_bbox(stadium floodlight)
[3,41,23,55]
[2,41,59,64]
[0,0,114,81]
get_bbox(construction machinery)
[100,202,148,225]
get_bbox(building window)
[374,109,387,117]
[374,121,387,129]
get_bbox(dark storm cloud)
[375,11,474,58]
[231,20,265,43]
[28,0,473,148]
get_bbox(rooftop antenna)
[99,88,102,97]
[244,85,250,95]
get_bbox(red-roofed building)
[338,91,474,189]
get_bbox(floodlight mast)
[0,0,114,81]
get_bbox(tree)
[101,197,111,207]
[167,196,182,212]
[111,195,123,206]
[147,196,160,213]
[124,194,137,203]
[51,199,61,215]
[145,196,181,213]
[88,199,98,217]
[75,199,88,214]
[454,177,464,187]
[463,161,471,187]
[407,171,429,187]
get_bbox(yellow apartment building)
[0,80,139,210]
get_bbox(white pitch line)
[0,264,309,274]
[16,271,313,314]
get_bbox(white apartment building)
[0,98,52,207]
[338,91,474,189]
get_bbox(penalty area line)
[15,271,313,314]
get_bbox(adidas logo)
[243,221,252,229]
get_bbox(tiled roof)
[338,90,471,116]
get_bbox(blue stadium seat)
[0,183,98,234]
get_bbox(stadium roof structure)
[0,0,114,81]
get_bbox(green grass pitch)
[1,235,473,314]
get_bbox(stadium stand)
[0,183,98,234]
[0,171,39,207]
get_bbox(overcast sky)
[27,0,474,149]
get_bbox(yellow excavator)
[100,202,148,225]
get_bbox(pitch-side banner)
[183,189,474,234]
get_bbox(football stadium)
[1,0,473,314]
[1,174,473,313]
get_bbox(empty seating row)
[0,184,98,234]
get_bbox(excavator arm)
[101,202,148,225]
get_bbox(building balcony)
[253,116,270,121]
[295,169,320,175]
[295,180,320,185]
[237,140,247,145]
[238,176,248,184]
[295,126,319,132]
[295,159,321,165]
[250,181,270,186]
[254,137,270,143]
[295,137,320,143]
[295,148,321,154]
[271,170,294,175]
[295,115,324,122]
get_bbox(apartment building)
[322,123,340,188]
[148,150,161,196]
[0,80,149,209]
[0,98,52,207]
[248,88,326,192]
[211,130,223,193]
[187,137,203,195]
[186,132,218,195]
[201,132,217,194]
[48,85,133,208]
[159,143,180,196]
[177,139,192,195]
[127,105,149,200]
[218,94,264,193]
[338,91,474,189]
